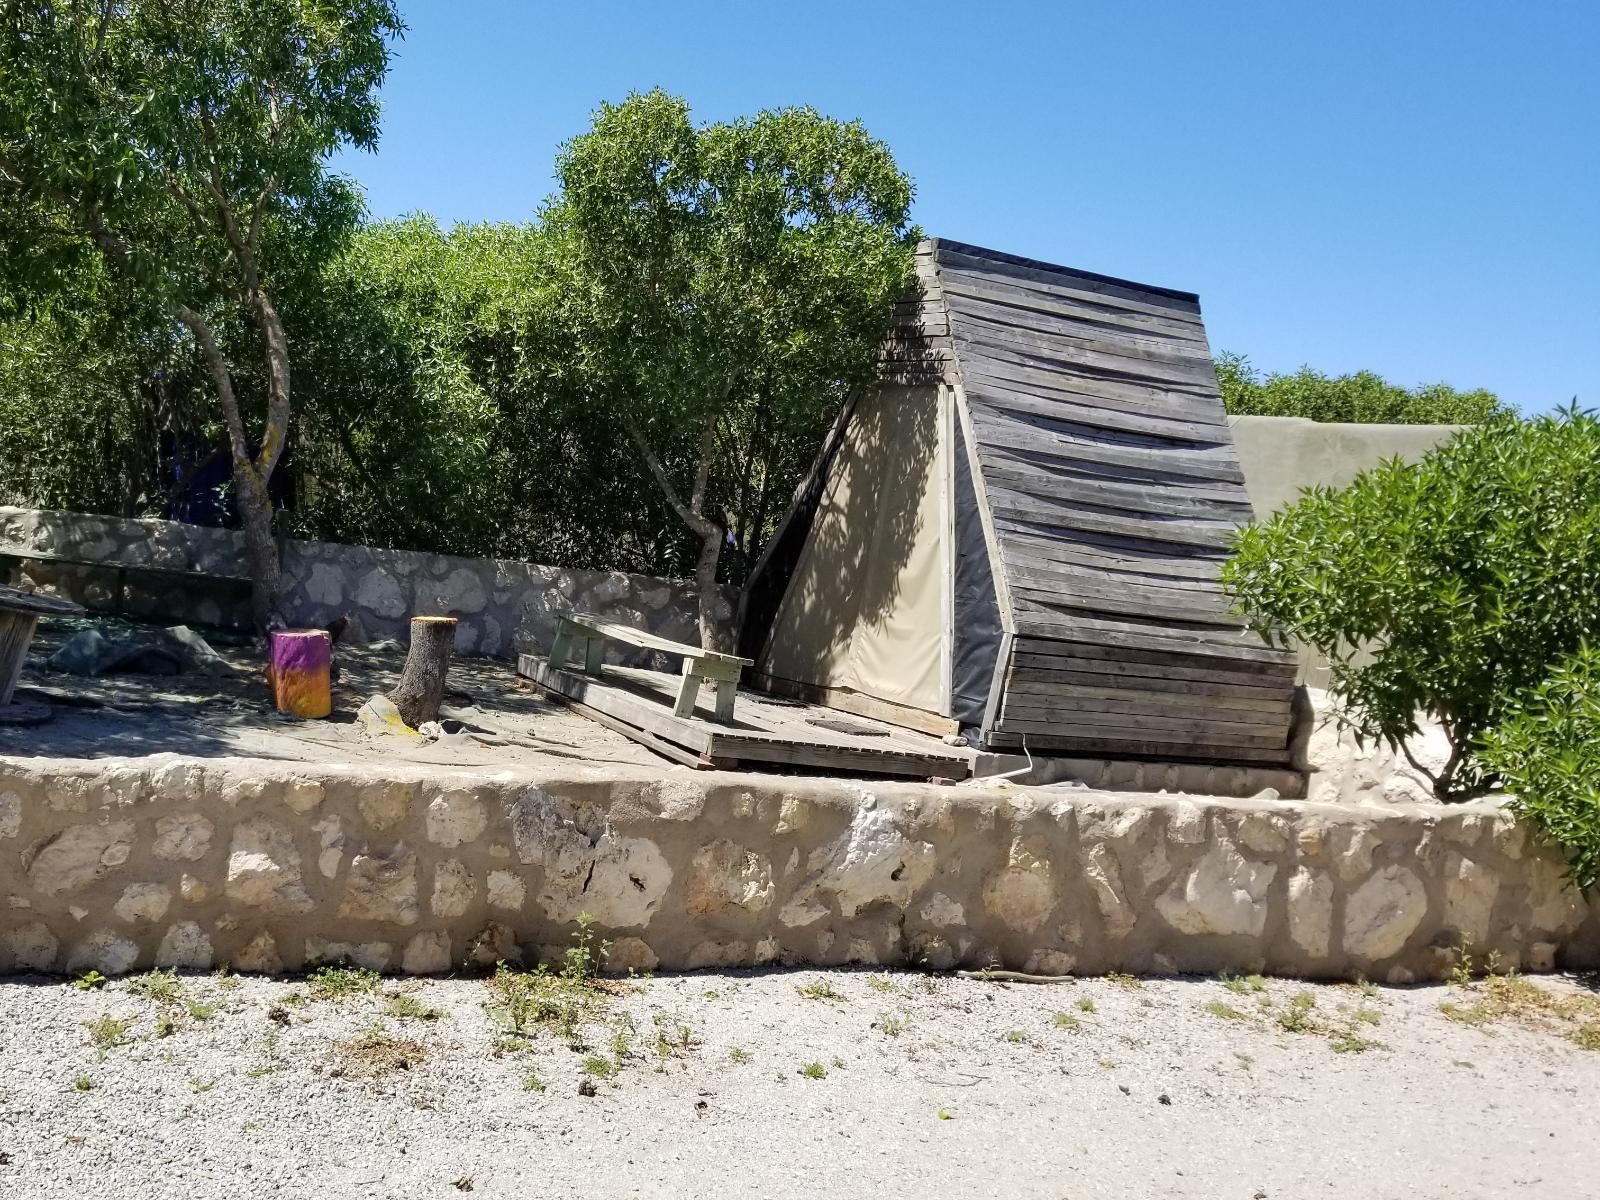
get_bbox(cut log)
[390,616,458,728]
[268,629,332,719]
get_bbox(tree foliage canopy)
[544,89,918,644]
[1223,407,1600,798]
[1215,352,1506,425]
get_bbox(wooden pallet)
[517,654,971,780]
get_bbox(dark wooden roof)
[895,238,1297,763]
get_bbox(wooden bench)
[0,546,252,613]
[547,611,753,722]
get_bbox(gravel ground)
[1,965,1596,1199]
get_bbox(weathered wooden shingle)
[926,239,1297,762]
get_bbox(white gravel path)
[0,966,1595,1199]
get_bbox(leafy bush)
[1479,647,1600,889]
[1223,407,1600,798]
[1215,351,1506,425]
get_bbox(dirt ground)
[3,616,664,772]
[1,963,1597,1199]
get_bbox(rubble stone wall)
[0,506,715,661]
[2,754,1592,981]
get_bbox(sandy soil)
[3,616,663,773]
[0,964,1595,1199]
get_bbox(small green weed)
[1204,1000,1247,1021]
[582,1055,618,1081]
[1076,997,1096,1013]
[188,1077,217,1094]
[867,975,895,994]
[185,999,216,1022]
[1105,972,1143,990]
[84,1013,135,1052]
[384,993,445,1021]
[937,1109,953,1120]
[796,979,846,1003]
[307,965,379,1001]
[1221,973,1267,995]
[127,969,184,1004]
[877,1013,911,1037]
[521,1072,546,1093]
[72,970,107,992]
[1277,991,1317,1033]
[1002,1029,1029,1045]
[72,1075,95,1093]
[1053,1012,1080,1031]
[798,1061,828,1080]
[728,1046,752,1064]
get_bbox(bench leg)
[673,670,701,718]
[583,635,606,675]
[712,679,737,723]
[547,625,573,671]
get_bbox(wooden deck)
[516,654,971,780]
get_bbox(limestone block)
[1442,852,1500,947]
[918,892,966,927]
[402,931,452,975]
[606,936,659,974]
[232,931,284,974]
[306,562,344,607]
[338,843,420,925]
[281,778,325,814]
[684,840,774,915]
[1168,801,1207,845]
[1286,866,1334,959]
[1527,855,1587,936]
[812,803,936,919]
[114,883,172,925]
[415,566,487,615]
[304,938,391,971]
[1237,811,1291,857]
[432,858,477,918]
[180,875,210,904]
[1082,842,1136,939]
[471,922,521,967]
[684,939,751,970]
[27,820,135,894]
[1525,941,1558,973]
[1331,824,1381,882]
[778,883,830,928]
[0,790,20,839]
[906,930,957,970]
[156,922,213,969]
[507,790,672,928]
[67,930,140,976]
[313,816,345,879]
[224,818,315,914]
[1024,949,1076,976]
[358,782,414,831]
[487,870,526,911]
[3,920,58,972]
[354,567,406,618]
[426,790,488,847]
[1343,865,1428,960]
[1156,838,1277,937]
[153,813,214,862]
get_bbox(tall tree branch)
[624,416,715,538]
[174,305,250,468]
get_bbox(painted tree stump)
[268,629,332,719]
[389,616,458,728]
[0,586,85,709]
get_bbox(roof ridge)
[926,237,1201,305]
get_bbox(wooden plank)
[748,671,960,738]
[937,280,1210,349]
[1008,612,1291,666]
[986,488,1241,552]
[994,711,1289,748]
[982,460,1252,522]
[1008,660,1293,698]
[964,383,1229,446]
[999,684,1290,724]
[933,251,1201,318]
[526,679,709,769]
[981,730,1292,766]
[1017,668,1292,704]
[952,325,1220,396]
[998,535,1229,583]
[958,364,1222,429]
[564,612,752,666]
[1010,583,1242,628]
[1010,638,1296,680]
[991,515,1234,571]
[971,412,1245,485]
[948,302,1219,377]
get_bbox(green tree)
[1223,407,1600,798]
[0,0,401,629]
[546,90,917,648]
[1215,352,1506,425]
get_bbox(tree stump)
[268,629,332,719]
[389,616,457,728]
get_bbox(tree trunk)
[390,616,458,728]
[695,524,727,652]
[235,460,283,633]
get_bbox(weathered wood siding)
[926,239,1297,763]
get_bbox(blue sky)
[335,1,1599,412]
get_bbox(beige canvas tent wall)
[745,239,1298,765]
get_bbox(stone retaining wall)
[0,507,715,661]
[2,754,1592,981]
